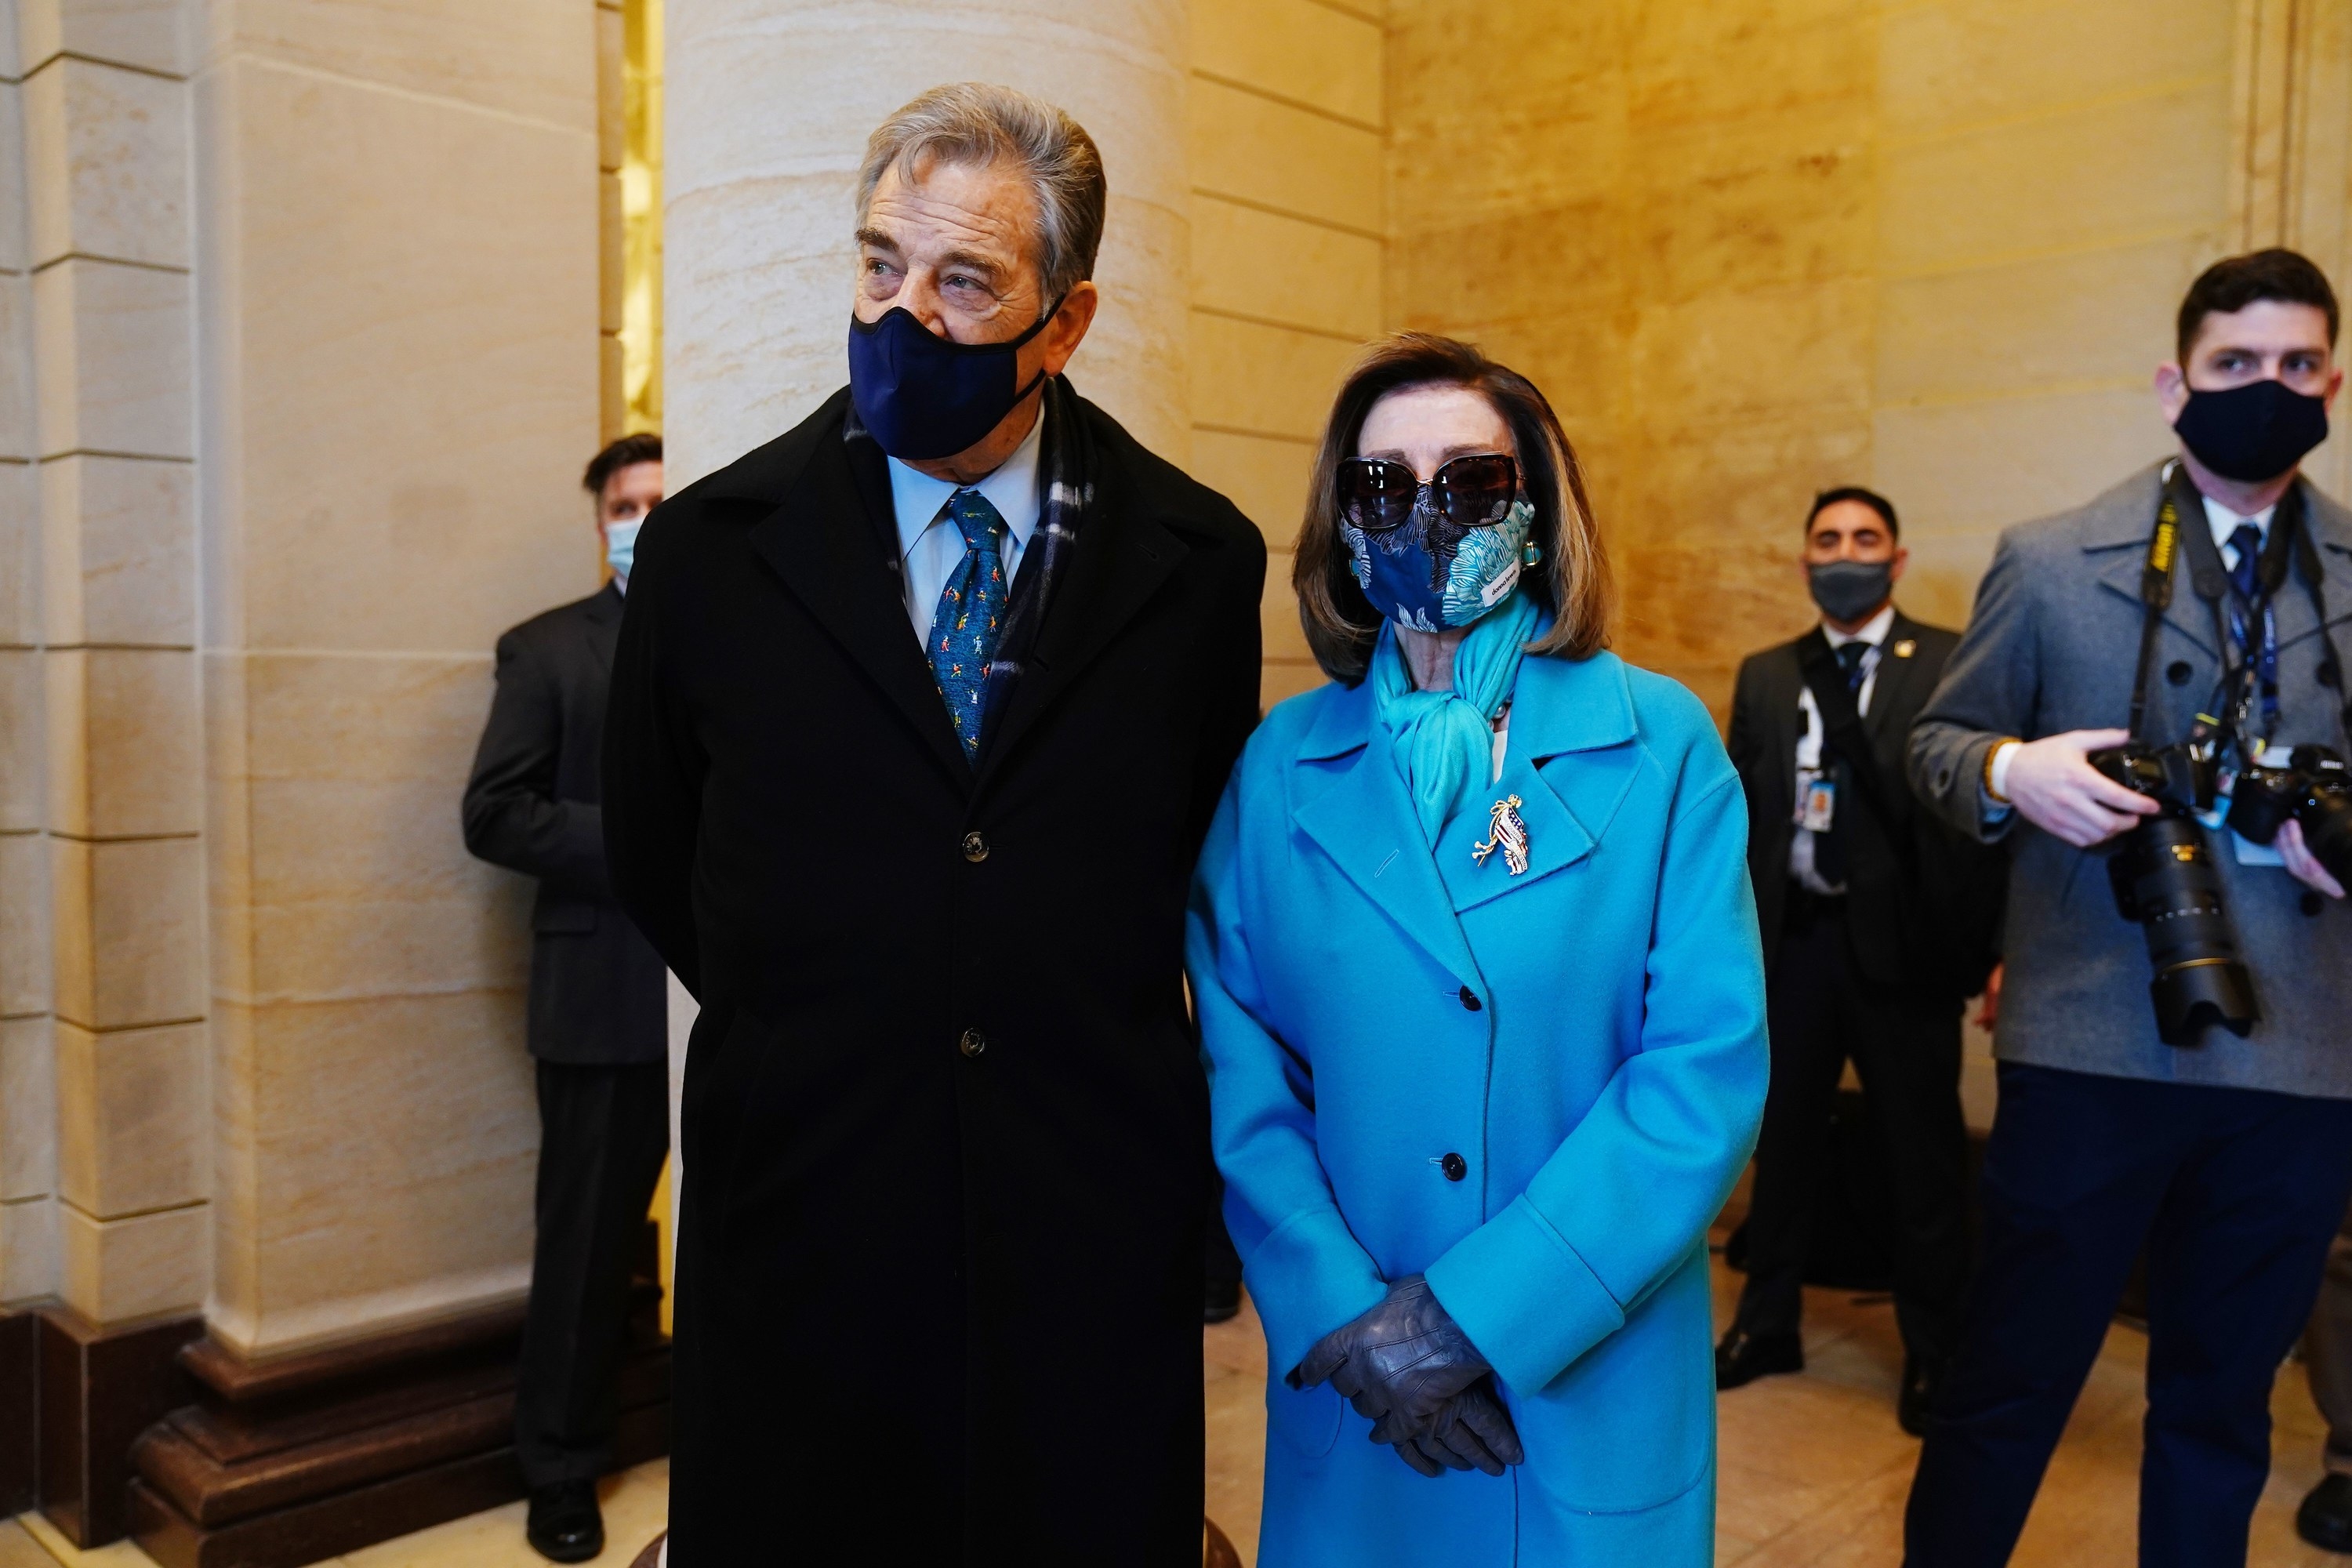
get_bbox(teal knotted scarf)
[1370,592,1544,847]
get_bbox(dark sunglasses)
[1338,453,1519,534]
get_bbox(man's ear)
[2155,361,2190,426]
[1889,543,1910,584]
[1040,281,1100,376]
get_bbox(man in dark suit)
[1716,486,2002,1435]
[463,432,669,1564]
[604,85,1263,1564]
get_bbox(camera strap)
[2135,464,2352,752]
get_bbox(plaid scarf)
[845,376,1094,764]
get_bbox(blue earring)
[1523,542,1543,567]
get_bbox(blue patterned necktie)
[1835,639,1871,691]
[927,489,1010,760]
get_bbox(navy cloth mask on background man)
[1716,486,2004,1439]
[1904,248,2352,1568]
[603,84,1265,1564]
[463,432,670,1565]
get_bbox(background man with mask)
[603,85,1264,1563]
[1715,488,2002,1436]
[1904,249,2352,1566]
[463,432,670,1563]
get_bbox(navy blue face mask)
[847,303,1056,461]
[2174,376,2331,482]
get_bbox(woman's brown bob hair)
[1295,332,1613,684]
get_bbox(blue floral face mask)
[1344,497,1536,633]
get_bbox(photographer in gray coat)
[1902,249,2352,1567]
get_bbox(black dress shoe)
[1204,1277,1243,1325]
[2300,1472,2352,1553]
[1898,1353,1945,1437]
[527,1480,604,1564]
[1715,1327,1803,1389]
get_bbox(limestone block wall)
[0,0,50,1310]
[1386,0,2250,715]
[196,1,602,1356]
[1185,0,1384,709]
[0,0,209,1326]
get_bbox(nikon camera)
[2226,744,2352,890]
[2087,741,2259,1045]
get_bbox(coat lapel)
[1865,612,1930,739]
[744,426,973,786]
[975,441,1188,783]
[582,580,622,675]
[1443,652,1637,914]
[1290,679,1482,987]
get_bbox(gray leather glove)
[1294,1276,1525,1477]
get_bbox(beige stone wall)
[1186,0,1384,708]
[1386,0,2251,716]
[197,1,602,1356]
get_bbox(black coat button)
[1440,1152,1468,1181]
[959,1028,987,1058]
[961,831,989,863]
[1458,986,1482,1011]
[2166,660,2194,686]
[2304,891,2327,918]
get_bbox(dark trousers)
[2305,1203,2352,1472]
[1736,892,1970,1362]
[1905,1062,2352,1568]
[516,1059,670,1490]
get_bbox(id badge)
[1798,770,1836,834]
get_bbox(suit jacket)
[1728,609,2003,996]
[1192,648,1766,1565]
[462,582,668,1065]
[603,386,1265,1564]
[1909,463,2352,1098]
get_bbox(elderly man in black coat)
[463,434,670,1563]
[604,84,1265,1563]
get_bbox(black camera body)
[2087,741,2259,1045]
[2226,744,2352,888]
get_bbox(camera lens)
[2107,815,2259,1044]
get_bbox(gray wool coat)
[1908,461,2352,1100]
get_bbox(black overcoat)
[1726,608,2005,997]
[604,387,1265,1563]
[462,583,668,1063]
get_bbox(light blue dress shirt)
[886,408,1045,645]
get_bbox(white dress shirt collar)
[2199,492,2277,565]
[886,407,1046,563]
[1821,602,1896,648]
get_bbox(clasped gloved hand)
[1293,1275,1525,1478]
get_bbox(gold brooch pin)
[1472,794,1530,875]
[1892,638,1917,659]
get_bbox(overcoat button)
[1458,986,1482,1011]
[961,831,989,862]
[2304,891,2328,918]
[1440,1152,1468,1181]
[2166,660,2194,687]
[959,1028,988,1058]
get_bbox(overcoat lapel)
[746,432,974,787]
[1290,679,1481,988]
[976,444,1189,783]
[1443,652,1636,914]
[583,581,621,676]
[1864,612,1929,740]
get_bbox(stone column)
[662,0,1192,488]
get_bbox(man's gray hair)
[857,82,1107,306]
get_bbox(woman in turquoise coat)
[1189,333,1769,1565]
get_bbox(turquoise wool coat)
[1189,647,1769,1566]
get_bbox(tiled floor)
[10,1263,2350,1567]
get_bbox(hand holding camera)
[2003,728,2161,847]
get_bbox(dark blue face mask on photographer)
[2173,376,2331,483]
[847,303,1057,461]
